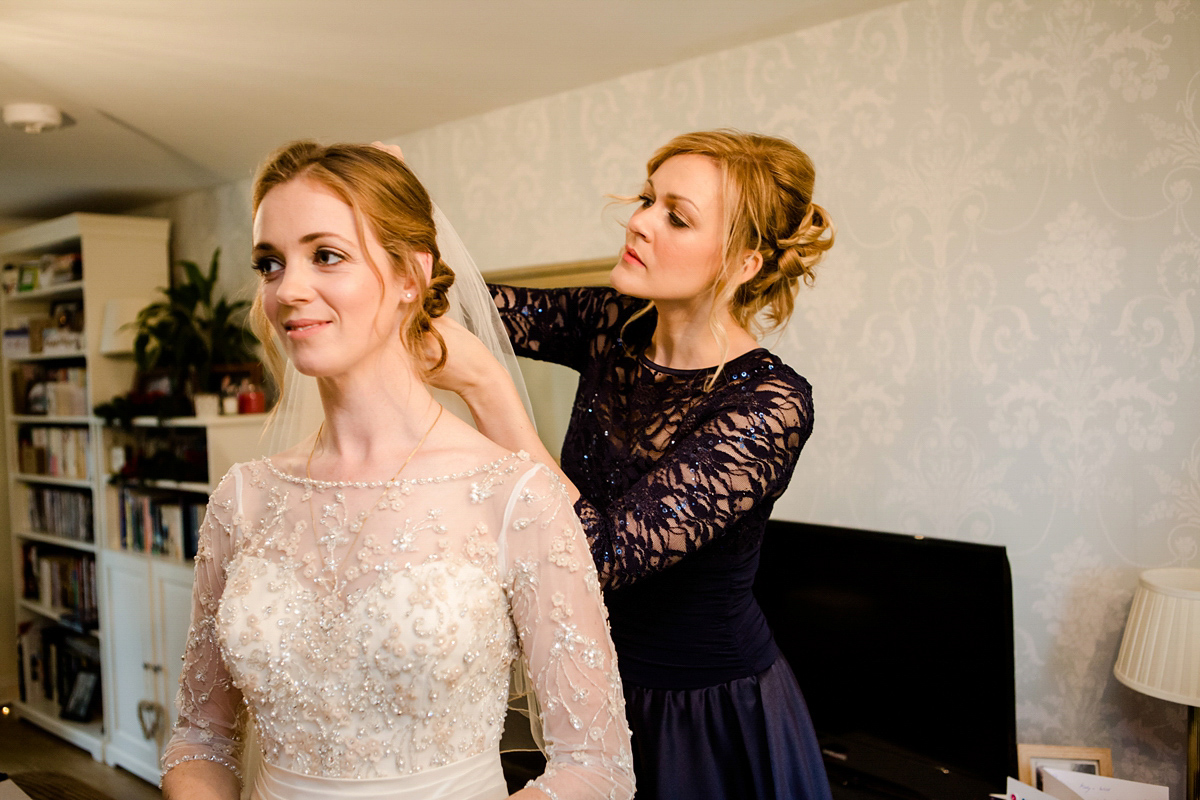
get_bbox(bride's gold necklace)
[306,404,443,592]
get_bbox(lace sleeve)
[160,468,245,781]
[499,465,635,800]
[580,376,813,590]
[489,284,627,370]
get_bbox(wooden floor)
[0,709,161,800]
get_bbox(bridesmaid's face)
[613,154,726,308]
[252,177,416,378]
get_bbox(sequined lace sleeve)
[161,467,245,781]
[500,465,635,799]
[579,376,813,591]
[489,284,628,371]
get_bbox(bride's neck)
[311,361,439,473]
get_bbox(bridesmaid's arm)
[487,283,622,369]
[429,316,582,503]
[432,284,630,500]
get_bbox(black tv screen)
[754,520,1018,800]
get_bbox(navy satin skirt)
[623,655,832,800]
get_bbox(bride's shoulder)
[419,427,522,480]
[258,439,310,479]
[422,411,517,469]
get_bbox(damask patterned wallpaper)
[148,0,1198,789]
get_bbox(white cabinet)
[101,550,193,785]
[99,413,265,784]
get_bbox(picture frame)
[212,362,263,395]
[49,299,84,332]
[16,264,38,293]
[1017,744,1113,789]
[134,368,175,397]
[61,670,99,722]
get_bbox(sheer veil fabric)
[263,202,535,455]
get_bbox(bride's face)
[253,177,414,378]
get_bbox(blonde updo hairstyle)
[250,140,455,395]
[643,130,835,341]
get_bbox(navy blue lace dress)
[491,285,832,800]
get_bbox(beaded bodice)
[162,452,634,797]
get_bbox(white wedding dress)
[162,451,634,799]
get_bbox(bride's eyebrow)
[300,232,353,246]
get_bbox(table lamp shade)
[1114,568,1200,707]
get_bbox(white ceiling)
[0,0,892,222]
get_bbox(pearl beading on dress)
[161,453,634,799]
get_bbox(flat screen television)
[754,520,1018,800]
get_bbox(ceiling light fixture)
[3,103,66,133]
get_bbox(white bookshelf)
[1,213,169,763]
[2,212,268,785]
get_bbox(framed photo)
[16,264,39,293]
[135,368,175,397]
[1018,744,1113,789]
[49,299,84,331]
[61,670,99,722]
[211,362,263,396]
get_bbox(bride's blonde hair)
[250,140,455,395]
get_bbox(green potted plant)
[128,248,258,412]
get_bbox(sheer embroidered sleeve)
[499,465,635,799]
[489,284,629,371]
[160,467,246,781]
[580,373,813,591]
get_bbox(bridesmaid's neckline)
[637,347,769,377]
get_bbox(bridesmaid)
[435,129,836,799]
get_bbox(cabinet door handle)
[142,662,163,673]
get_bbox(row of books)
[117,485,206,561]
[11,363,88,416]
[16,621,102,723]
[21,543,99,630]
[17,424,90,479]
[1,324,86,358]
[24,484,94,543]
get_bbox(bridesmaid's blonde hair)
[625,130,836,386]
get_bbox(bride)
[159,141,634,800]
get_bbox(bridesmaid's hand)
[425,316,509,399]
[370,141,406,162]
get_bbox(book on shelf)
[117,484,206,561]
[24,484,94,542]
[20,543,98,630]
[17,425,89,479]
